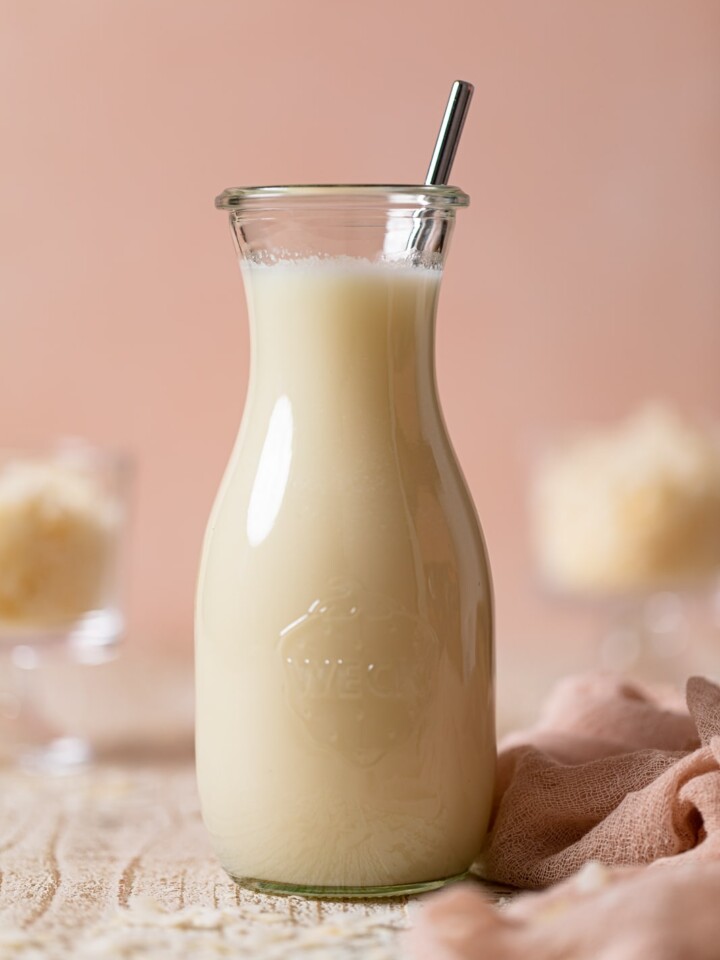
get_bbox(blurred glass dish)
[0,441,131,771]
[529,404,720,684]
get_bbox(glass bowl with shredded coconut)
[530,404,720,680]
[531,404,720,596]
[0,440,131,771]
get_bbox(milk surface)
[196,258,494,889]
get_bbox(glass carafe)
[196,185,495,898]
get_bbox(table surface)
[0,762,511,959]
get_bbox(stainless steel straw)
[425,80,474,186]
[406,80,474,256]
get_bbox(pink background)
[2,1,719,711]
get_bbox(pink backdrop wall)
[2,1,719,702]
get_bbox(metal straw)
[425,80,474,185]
[405,80,474,257]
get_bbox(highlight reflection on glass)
[246,395,293,547]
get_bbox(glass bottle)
[196,185,495,898]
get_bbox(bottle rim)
[215,184,470,212]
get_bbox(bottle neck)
[243,259,441,404]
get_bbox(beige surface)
[0,762,511,958]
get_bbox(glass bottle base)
[230,870,468,899]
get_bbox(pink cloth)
[404,675,720,960]
[405,861,720,960]
[479,674,720,888]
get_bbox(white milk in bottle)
[197,186,494,897]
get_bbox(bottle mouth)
[215,184,470,212]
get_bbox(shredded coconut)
[0,898,409,960]
[532,404,720,593]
